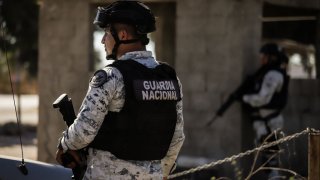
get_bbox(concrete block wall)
[282,80,320,176]
[175,0,261,161]
[174,0,320,177]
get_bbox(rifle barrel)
[206,115,218,126]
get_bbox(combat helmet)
[94,1,156,59]
[260,43,280,56]
[260,43,282,66]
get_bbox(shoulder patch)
[89,70,108,88]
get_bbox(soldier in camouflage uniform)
[242,43,289,178]
[55,1,185,180]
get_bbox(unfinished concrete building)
[38,0,320,178]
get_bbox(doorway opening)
[262,2,319,79]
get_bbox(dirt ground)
[0,130,37,160]
[0,95,38,160]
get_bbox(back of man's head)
[260,43,280,56]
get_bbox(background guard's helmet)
[93,1,156,34]
[260,43,284,66]
[260,43,280,56]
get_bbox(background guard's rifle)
[53,93,86,180]
[206,75,255,126]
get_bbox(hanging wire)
[1,18,28,175]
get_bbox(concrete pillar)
[38,0,90,163]
[148,3,176,66]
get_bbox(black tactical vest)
[254,67,289,110]
[89,60,181,160]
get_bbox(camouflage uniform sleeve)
[243,70,284,107]
[60,67,124,151]
[162,78,185,177]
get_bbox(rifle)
[53,93,86,180]
[206,75,255,126]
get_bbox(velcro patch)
[90,70,108,88]
[133,80,181,101]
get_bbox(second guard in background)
[242,43,290,178]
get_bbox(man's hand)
[56,149,81,169]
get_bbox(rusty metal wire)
[168,128,318,179]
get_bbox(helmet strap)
[107,25,143,60]
[107,25,120,60]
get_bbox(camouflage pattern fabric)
[243,70,285,140]
[60,51,185,179]
[243,70,284,107]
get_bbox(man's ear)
[118,30,128,40]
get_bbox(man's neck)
[117,43,146,59]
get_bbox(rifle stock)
[53,93,76,127]
[53,93,85,180]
